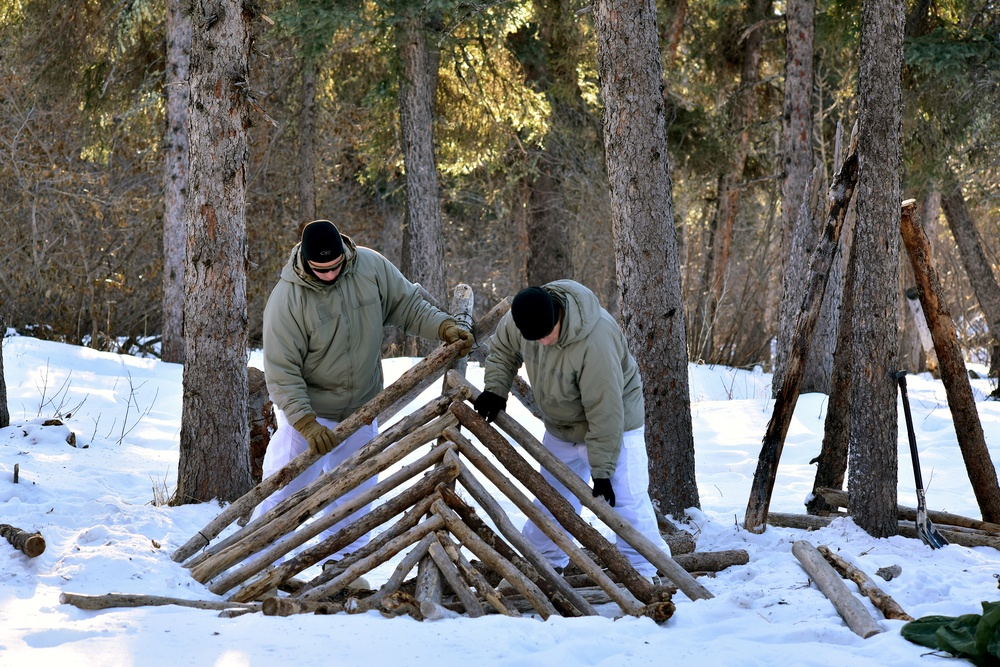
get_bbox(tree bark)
[398,11,445,340]
[161,0,191,365]
[297,58,318,224]
[816,545,912,620]
[940,168,1000,377]
[592,0,699,516]
[899,200,1000,522]
[847,0,904,539]
[175,0,255,505]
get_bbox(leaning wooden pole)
[900,199,1000,523]
[743,128,860,534]
[171,339,467,563]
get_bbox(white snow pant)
[521,426,670,577]
[249,410,378,562]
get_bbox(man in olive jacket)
[474,280,669,579]
[251,220,472,564]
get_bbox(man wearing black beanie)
[250,219,473,580]
[475,280,670,583]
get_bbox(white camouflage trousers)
[521,426,670,577]
[249,410,378,563]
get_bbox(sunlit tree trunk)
[941,169,1000,377]
[298,58,318,224]
[161,0,191,364]
[175,0,254,504]
[847,0,904,538]
[397,10,444,356]
[593,0,699,515]
[0,315,8,428]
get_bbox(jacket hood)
[545,279,602,346]
[281,233,359,290]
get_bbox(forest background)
[1,0,996,373]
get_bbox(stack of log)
[61,287,739,622]
[769,487,1000,549]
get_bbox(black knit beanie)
[511,287,557,341]
[301,220,345,264]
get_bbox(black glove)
[473,391,507,423]
[592,478,616,507]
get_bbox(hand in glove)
[591,477,616,507]
[473,390,507,423]
[438,320,475,357]
[294,414,338,455]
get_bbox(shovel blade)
[915,511,949,550]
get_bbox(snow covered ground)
[2,332,999,666]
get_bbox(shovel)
[895,371,949,549]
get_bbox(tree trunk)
[899,200,1000,523]
[161,0,191,365]
[0,315,8,428]
[592,0,699,515]
[175,0,254,505]
[396,11,445,357]
[700,0,772,359]
[940,168,1000,377]
[298,58,318,224]
[847,0,904,538]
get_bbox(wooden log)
[744,130,860,535]
[346,533,435,614]
[767,512,1000,549]
[436,531,521,617]
[441,445,597,617]
[207,441,456,595]
[170,340,469,563]
[296,514,447,601]
[228,470,454,603]
[447,384,713,603]
[447,424,643,615]
[59,592,260,613]
[814,486,1000,534]
[414,551,444,609]
[261,597,343,617]
[672,550,749,573]
[426,534,485,617]
[900,199,1000,523]
[791,540,883,638]
[0,524,45,558]
[431,498,559,619]
[816,545,912,621]
[185,393,463,570]
[375,296,511,427]
[450,400,658,605]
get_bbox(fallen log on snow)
[814,487,1000,534]
[816,545,912,621]
[60,592,260,613]
[768,512,1000,549]
[0,524,45,557]
[792,540,883,638]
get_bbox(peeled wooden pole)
[346,534,435,614]
[448,425,643,615]
[816,545,912,621]
[0,524,45,558]
[185,390,464,570]
[792,540,882,638]
[194,415,457,585]
[447,377,713,602]
[441,444,597,617]
[171,340,468,563]
[426,535,485,618]
[900,199,1000,523]
[206,442,455,595]
[436,531,521,617]
[60,592,260,613]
